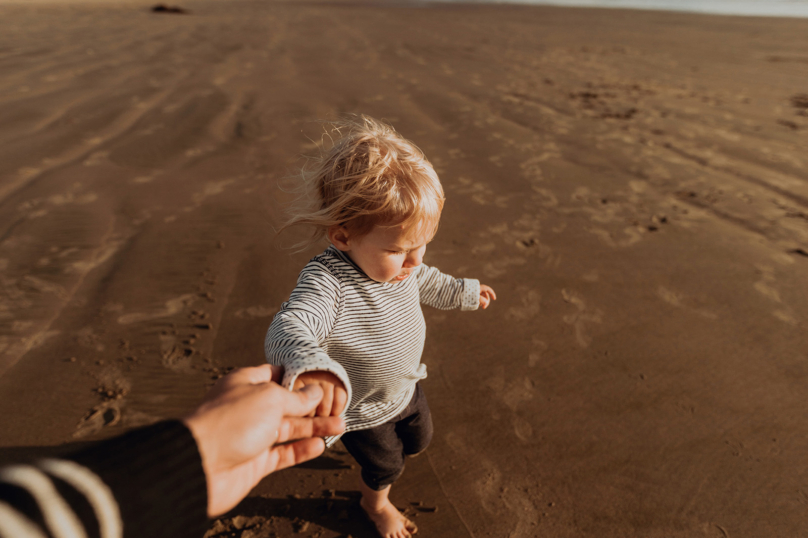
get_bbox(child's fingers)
[332,387,348,416]
[481,285,497,301]
[317,382,334,417]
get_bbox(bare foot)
[360,497,418,538]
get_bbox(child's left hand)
[479,284,497,309]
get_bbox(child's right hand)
[293,371,348,417]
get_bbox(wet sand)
[0,1,807,536]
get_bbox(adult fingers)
[317,382,334,417]
[218,364,277,388]
[267,438,327,473]
[276,415,345,444]
[332,386,348,416]
[280,383,324,418]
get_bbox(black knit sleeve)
[69,420,208,538]
[0,420,208,538]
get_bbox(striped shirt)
[265,246,479,443]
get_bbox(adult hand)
[293,371,348,417]
[183,364,345,517]
[479,284,497,309]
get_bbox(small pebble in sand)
[790,94,808,109]
[231,515,248,530]
[151,4,189,14]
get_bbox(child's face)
[331,223,433,284]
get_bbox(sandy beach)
[0,0,807,536]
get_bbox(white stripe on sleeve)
[0,465,87,538]
[0,501,49,538]
[40,459,122,538]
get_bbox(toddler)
[265,116,496,538]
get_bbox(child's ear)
[328,226,352,251]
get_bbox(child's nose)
[403,250,423,268]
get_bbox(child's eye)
[390,250,407,256]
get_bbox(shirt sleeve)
[415,264,480,311]
[0,420,207,538]
[264,261,352,405]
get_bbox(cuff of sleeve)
[461,279,480,311]
[69,420,208,538]
[281,354,353,414]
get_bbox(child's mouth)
[394,273,410,281]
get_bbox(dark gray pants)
[341,383,433,491]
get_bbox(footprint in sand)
[657,286,717,319]
[753,265,799,325]
[132,172,159,184]
[233,306,278,319]
[74,368,131,438]
[561,289,603,348]
[160,342,195,372]
[49,192,98,205]
[68,238,125,274]
[18,275,67,299]
[18,188,99,218]
[445,430,540,528]
[471,242,497,256]
[83,151,109,167]
[753,265,781,303]
[588,226,645,248]
[508,288,541,321]
[571,186,593,203]
[773,310,798,325]
[74,403,121,439]
[452,177,508,207]
[191,179,235,206]
[512,415,534,442]
[528,336,548,367]
[501,377,535,411]
[117,293,196,325]
[482,256,527,279]
[531,187,559,208]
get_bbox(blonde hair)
[282,115,444,249]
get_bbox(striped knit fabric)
[0,421,207,538]
[265,246,480,445]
